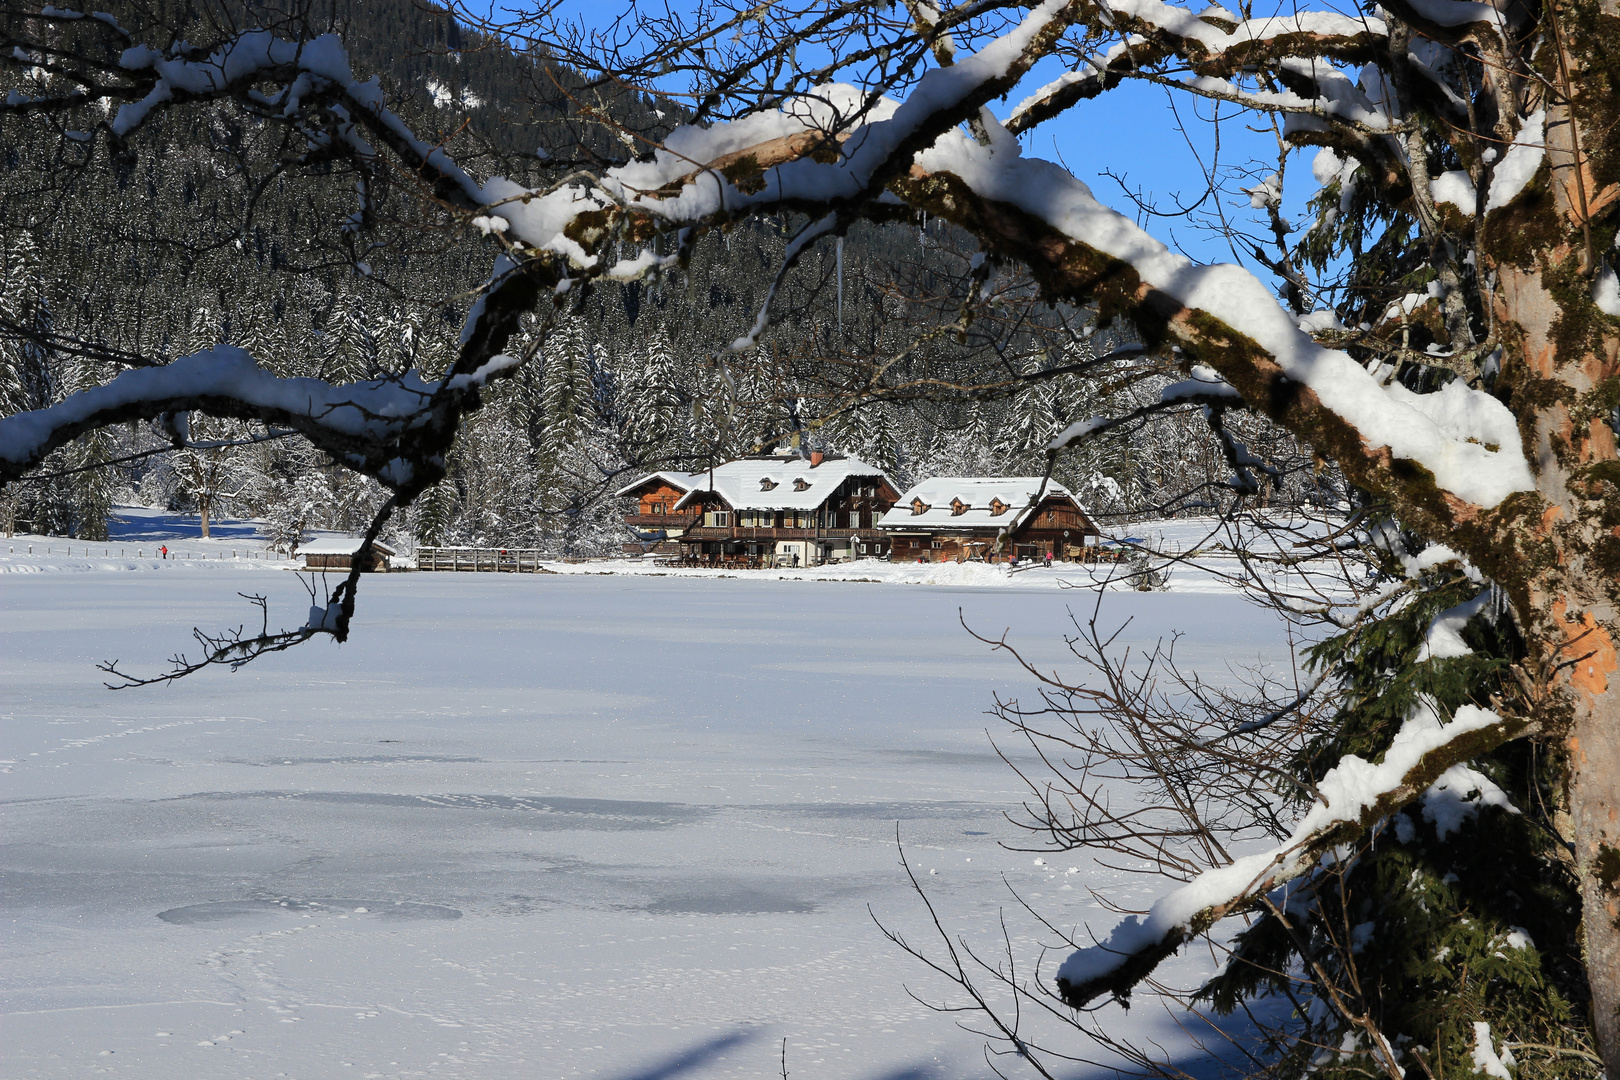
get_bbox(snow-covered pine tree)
[411,476,457,548]
[61,362,116,541]
[537,316,589,466]
[322,290,378,385]
[1197,556,1595,1080]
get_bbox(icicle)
[836,237,844,333]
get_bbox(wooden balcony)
[680,526,889,541]
[624,513,698,528]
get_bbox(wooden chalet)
[299,537,396,572]
[620,451,900,566]
[616,470,701,554]
[876,478,1099,562]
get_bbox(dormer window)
[759,478,779,491]
[910,498,930,516]
[793,478,810,491]
[950,499,969,516]
[989,498,1009,516]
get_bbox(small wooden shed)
[299,538,396,572]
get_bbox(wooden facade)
[677,474,901,565]
[300,540,396,572]
[879,482,1100,563]
[617,474,699,555]
[619,454,900,566]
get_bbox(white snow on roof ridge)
[877,476,1086,531]
[667,455,894,511]
[614,470,701,498]
[300,537,394,554]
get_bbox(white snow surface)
[0,513,1297,1079]
[299,537,394,556]
[1472,1021,1516,1080]
[1161,363,1244,401]
[1485,111,1545,212]
[1056,699,1504,993]
[1431,169,1476,213]
[1416,589,1490,661]
[1422,763,1518,840]
[1297,310,1346,334]
[1593,262,1620,317]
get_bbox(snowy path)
[2,570,1291,1079]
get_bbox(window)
[759,478,778,491]
[910,498,930,516]
[950,498,968,516]
[793,478,810,491]
[649,502,666,515]
[705,511,730,527]
[989,498,1008,516]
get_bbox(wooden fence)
[415,547,558,573]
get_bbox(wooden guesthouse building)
[618,451,900,565]
[876,478,1099,562]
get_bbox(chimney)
[810,451,824,468]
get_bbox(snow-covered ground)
[547,513,1347,596]
[0,506,293,575]
[2,512,1300,1079]
[0,506,1350,598]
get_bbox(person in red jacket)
[160,545,168,560]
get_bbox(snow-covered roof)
[668,455,894,512]
[300,538,396,556]
[614,470,698,498]
[877,477,1085,533]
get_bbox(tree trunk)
[1495,253,1620,1070]
[1566,675,1620,1068]
[199,494,211,539]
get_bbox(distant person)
[160,545,168,560]
[1045,551,1053,567]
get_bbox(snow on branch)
[1005,3,1389,134]
[883,123,1533,511]
[1055,701,1527,1009]
[0,345,486,490]
[3,25,486,213]
[1160,364,1242,403]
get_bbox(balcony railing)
[624,513,698,528]
[680,526,888,541]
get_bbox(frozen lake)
[1,569,1291,1079]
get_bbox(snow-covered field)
[2,512,1297,1079]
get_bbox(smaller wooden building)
[876,478,1099,562]
[300,538,396,572]
[615,470,700,554]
